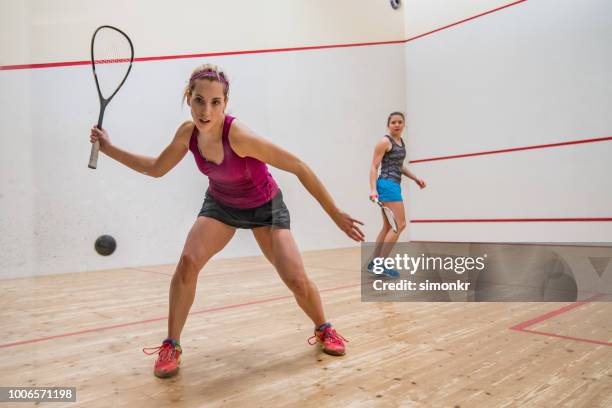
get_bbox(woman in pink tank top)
[90,63,364,378]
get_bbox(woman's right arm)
[369,138,389,200]
[89,121,193,177]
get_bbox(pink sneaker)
[143,340,182,378]
[308,325,348,356]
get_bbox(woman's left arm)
[229,121,364,241]
[402,166,427,189]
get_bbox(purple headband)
[189,70,229,88]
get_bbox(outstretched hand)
[416,178,426,189]
[333,210,365,242]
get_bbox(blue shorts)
[376,178,402,202]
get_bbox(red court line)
[409,136,612,164]
[132,39,407,63]
[513,329,611,346]
[411,218,612,223]
[0,60,91,71]
[0,40,406,71]
[410,240,612,249]
[127,267,172,277]
[405,0,528,43]
[0,1,526,71]
[510,296,602,330]
[509,294,612,346]
[0,282,361,349]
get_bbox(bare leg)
[168,217,235,341]
[371,201,407,260]
[252,227,325,326]
[370,217,392,263]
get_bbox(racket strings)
[383,207,398,232]
[94,57,132,64]
[92,28,133,99]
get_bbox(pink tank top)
[189,115,279,209]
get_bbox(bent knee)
[175,253,204,283]
[285,276,310,297]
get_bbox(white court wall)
[403,0,521,39]
[0,0,405,66]
[403,0,612,242]
[0,1,406,278]
[2,0,611,278]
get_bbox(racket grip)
[88,140,100,169]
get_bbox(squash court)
[2,247,611,407]
[1,1,611,406]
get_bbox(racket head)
[91,25,134,103]
[372,198,399,233]
[382,206,399,233]
[89,25,133,169]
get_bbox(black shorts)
[198,190,291,229]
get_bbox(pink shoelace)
[142,343,179,362]
[308,327,348,345]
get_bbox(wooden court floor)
[1,247,611,407]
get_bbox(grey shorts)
[198,190,291,229]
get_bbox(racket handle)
[88,140,100,169]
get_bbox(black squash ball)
[95,234,116,256]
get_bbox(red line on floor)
[510,297,599,331]
[509,294,612,346]
[0,282,361,349]
[517,329,612,346]
[127,267,172,277]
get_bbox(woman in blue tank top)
[367,112,426,277]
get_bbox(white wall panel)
[403,0,612,242]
